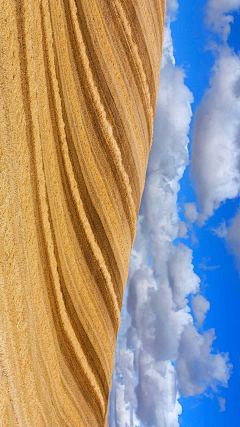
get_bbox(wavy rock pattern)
[0,1,165,425]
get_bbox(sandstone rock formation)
[0,1,166,425]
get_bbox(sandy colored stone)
[0,0,166,425]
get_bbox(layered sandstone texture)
[0,0,165,425]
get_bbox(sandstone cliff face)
[0,1,165,425]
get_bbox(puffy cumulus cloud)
[142,32,193,276]
[206,0,240,41]
[177,221,188,239]
[127,269,192,363]
[184,202,198,223]
[109,342,138,427]
[122,255,230,426]
[192,294,210,326]
[116,349,136,408]
[126,214,151,292]
[109,4,232,427]
[136,352,182,427]
[109,15,194,424]
[168,244,200,310]
[191,47,240,223]
[149,60,193,185]
[177,324,232,396]
[115,386,131,427]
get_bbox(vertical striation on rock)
[0,1,166,425]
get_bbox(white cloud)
[192,294,210,326]
[143,34,193,277]
[211,220,228,238]
[127,265,192,364]
[136,353,182,427]
[115,385,131,427]
[166,0,179,17]
[218,396,226,412]
[109,4,232,426]
[109,11,194,425]
[206,0,240,41]
[168,244,200,310]
[184,202,198,223]
[177,221,188,239]
[177,324,232,396]
[191,46,240,223]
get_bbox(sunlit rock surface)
[0,1,165,425]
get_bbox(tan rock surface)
[0,0,166,425]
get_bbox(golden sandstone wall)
[0,1,165,425]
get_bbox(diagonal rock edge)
[0,0,166,425]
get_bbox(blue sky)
[109,1,240,426]
[172,1,240,424]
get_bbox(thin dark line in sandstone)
[38,226,105,425]
[106,0,154,141]
[46,0,122,327]
[146,0,166,59]
[35,61,114,396]
[66,0,138,239]
[40,0,119,352]
[63,0,139,238]
[14,3,101,424]
[14,2,107,423]
[63,0,141,213]
[8,8,86,422]
[95,0,155,146]
[43,2,121,330]
[110,0,158,118]
[38,25,120,422]
[49,23,124,311]
[66,0,146,196]
[44,186,110,403]
[48,5,123,306]
[1,0,166,426]
[13,1,73,425]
